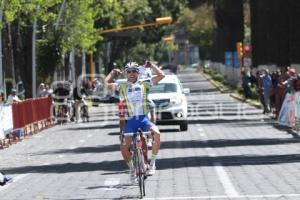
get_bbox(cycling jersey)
[115,80,152,117]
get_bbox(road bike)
[123,129,149,199]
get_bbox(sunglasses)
[127,70,138,74]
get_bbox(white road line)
[199,127,239,197]
[104,178,120,186]
[98,178,120,191]
[144,193,300,199]
[199,133,206,137]
[214,162,239,197]
[87,134,93,138]
[0,173,30,193]
[79,139,85,143]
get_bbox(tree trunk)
[7,23,15,85]
[250,0,290,67]
[212,0,244,62]
[288,0,300,64]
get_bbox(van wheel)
[180,122,188,131]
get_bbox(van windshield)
[149,83,177,93]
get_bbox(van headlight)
[170,96,183,105]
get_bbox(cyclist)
[52,81,72,119]
[104,61,165,182]
[71,80,89,123]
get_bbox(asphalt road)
[0,68,300,200]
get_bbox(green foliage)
[1,0,187,84]
[179,4,215,57]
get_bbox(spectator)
[249,69,257,87]
[241,71,251,99]
[256,70,266,112]
[0,91,4,104]
[7,89,22,104]
[278,68,297,127]
[270,71,280,118]
[275,68,289,119]
[260,69,272,114]
[37,83,48,97]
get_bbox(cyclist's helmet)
[124,62,139,73]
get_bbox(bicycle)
[123,129,150,199]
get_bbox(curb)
[229,93,261,109]
[199,70,261,109]
[199,71,230,93]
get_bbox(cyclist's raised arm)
[149,62,165,85]
[104,69,121,90]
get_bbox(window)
[149,83,177,93]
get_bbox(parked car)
[149,75,189,131]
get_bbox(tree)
[97,0,186,73]
[179,5,216,59]
[212,0,244,62]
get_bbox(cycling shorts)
[124,115,153,135]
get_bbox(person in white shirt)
[139,60,153,79]
[7,89,22,104]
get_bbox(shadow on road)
[33,136,300,156]
[3,153,300,175]
[160,137,300,149]
[187,118,267,125]
[67,124,119,131]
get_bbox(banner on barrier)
[0,105,13,139]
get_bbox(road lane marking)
[87,134,93,138]
[104,178,120,186]
[214,162,239,197]
[97,178,121,191]
[198,126,239,197]
[79,139,85,143]
[144,193,300,199]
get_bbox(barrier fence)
[0,96,53,148]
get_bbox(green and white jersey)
[115,79,152,117]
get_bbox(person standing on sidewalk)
[260,69,272,114]
[241,71,251,100]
